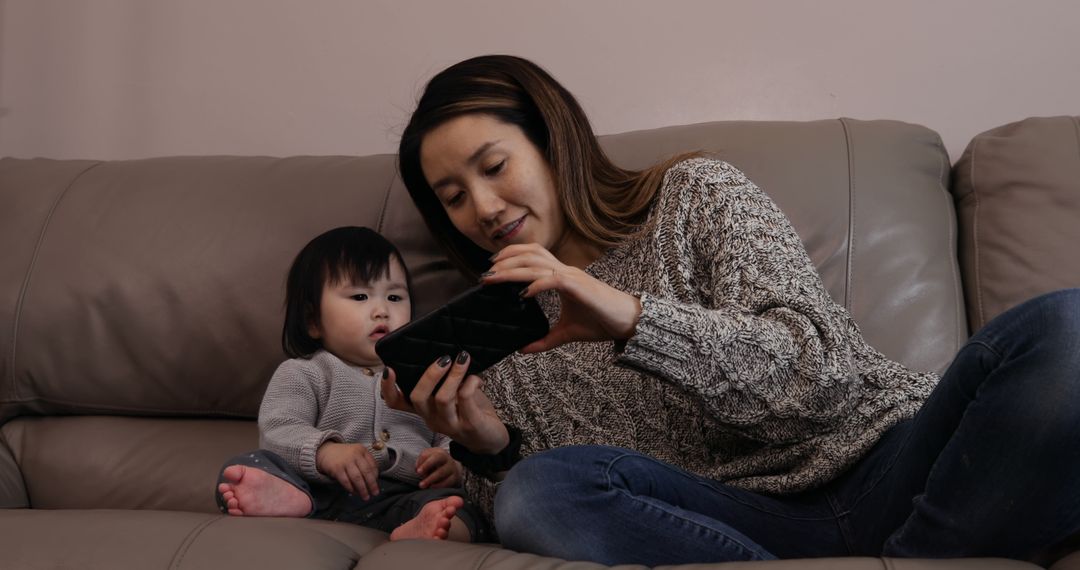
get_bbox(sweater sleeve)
[616,159,864,445]
[258,361,342,484]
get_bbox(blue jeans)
[494,289,1080,566]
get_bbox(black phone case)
[375,282,550,398]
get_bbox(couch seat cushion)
[0,509,386,569]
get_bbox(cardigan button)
[371,441,386,451]
[381,429,391,442]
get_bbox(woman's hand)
[483,243,642,352]
[315,441,380,500]
[380,354,510,455]
[416,447,462,489]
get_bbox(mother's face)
[419,114,568,255]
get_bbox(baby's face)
[309,258,411,368]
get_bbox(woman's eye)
[446,192,464,206]
[484,160,505,176]
[350,294,368,301]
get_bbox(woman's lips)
[493,216,525,241]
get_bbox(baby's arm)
[258,361,343,484]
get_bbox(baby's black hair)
[281,226,412,358]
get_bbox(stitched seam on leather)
[1071,116,1080,172]
[471,547,500,569]
[375,166,395,234]
[0,394,254,418]
[969,137,985,330]
[168,515,221,570]
[8,162,101,402]
[935,137,966,350]
[0,431,30,507]
[839,118,855,310]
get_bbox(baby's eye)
[350,293,368,301]
[388,294,404,303]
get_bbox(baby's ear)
[304,303,321,339]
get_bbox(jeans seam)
[825,490,856,555]
[845,422,918,510]
[603,452,833,522]
[602,456,768,559]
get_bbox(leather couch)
[2,116,1078,569]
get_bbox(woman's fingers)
[519,324,573,353]
[457,376,511,454]
[409,356,454,416]
[432,352,471,425]
[380,368,414,413]
[489,243,555,265]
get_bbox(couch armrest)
[0,437,28,508]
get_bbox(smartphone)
[375,281,550,399]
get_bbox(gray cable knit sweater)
[259,349,449,486]
[464,157,939,518]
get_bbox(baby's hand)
[316,442,380,500]
[416,447,462,489]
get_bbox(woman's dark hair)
[398,54,700,279]
[281,226,412,359]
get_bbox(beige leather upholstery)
[0,510,388,569]
[0,117,1063,569]
[2,416,255,512]
[951,116,1080,332]
[601,119,964,375]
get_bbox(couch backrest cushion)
[951,116,1080,332]
[0,119,964,424]
[601,119,965,375]
[0,155,470,422]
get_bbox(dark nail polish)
[382,368,389,379]
[456,351,469,364]
[438,355,452,367]
[480,271,495,278]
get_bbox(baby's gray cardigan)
[464,158,939,517]
[258,349,449,486]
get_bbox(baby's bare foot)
[390,496,465,541]
[217,464,312,517]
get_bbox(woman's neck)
[551,230,605,269]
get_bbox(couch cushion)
[1,416,256,512]
[951,116,1080,332]
[601,119,965,375]
[0,509,386,570]
[355,540,1039,570]
[0,156,470,421]
[0,120,963,423]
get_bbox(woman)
[382,54,1080,566]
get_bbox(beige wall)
[1,0,1077,163]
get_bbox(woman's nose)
[472,186,506,224]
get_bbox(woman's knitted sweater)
[464,158,939,518]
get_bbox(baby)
[215,226,487,542]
